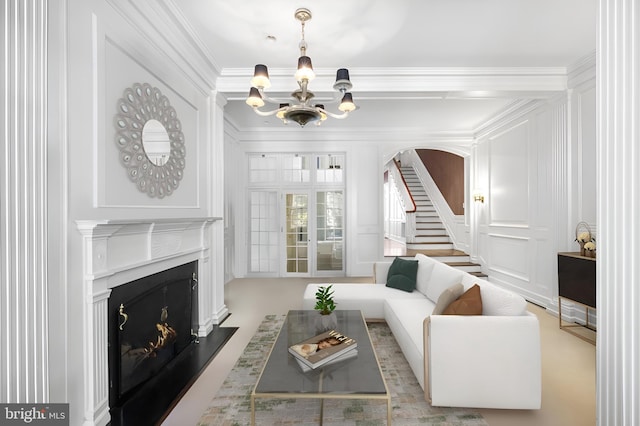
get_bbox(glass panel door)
[285,193,309,274]
[249,191,279,274]
[316,191,344,272]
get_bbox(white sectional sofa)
[302,253,541,410]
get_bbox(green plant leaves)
[314,284,336,315]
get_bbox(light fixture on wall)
[473,191,485,203]
[245,8,357,127]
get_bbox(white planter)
[315,312,337,332]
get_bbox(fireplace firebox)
[108,261,198,425]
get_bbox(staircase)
[398,166,485,277]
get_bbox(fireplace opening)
[108,261,198,425]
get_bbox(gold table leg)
[250,393,255,426]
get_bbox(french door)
[248,153,345,277]
[284,192,310,274]
[283,190,344,276]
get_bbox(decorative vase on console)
[314,285,337,332]
[584,241,596,258]
[575,221,594,257]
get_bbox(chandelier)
[245,8,357,127]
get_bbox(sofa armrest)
[424,313,541,409]
[373,261,392,284]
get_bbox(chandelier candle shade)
[245,8,357,127]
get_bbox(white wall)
[44,0,225,424]
[470,59,596,312]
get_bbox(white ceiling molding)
[567,51,596,88]
[225,120,475,145]
[473,99,547,140]
[106,0,222,92]
[217,67,567,100]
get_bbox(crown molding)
[106,0,220,92]
[226,122,474,145]
[567,51,596,88]
[473,99,546,139]
[217,66,567,99]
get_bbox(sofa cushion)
[414,253,437,296]
[432,283,464,315]
[425,263,465,303]
[384,298,436,390]
[461,276,527,316]
[443,284,483,315]
[386,257,419,292]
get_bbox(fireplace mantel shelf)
[76,216,222,228]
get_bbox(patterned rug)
[197,315,487,426]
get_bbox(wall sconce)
[473,191,485,203]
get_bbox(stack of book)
[288,329,358,372]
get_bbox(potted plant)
[314,285,337,331]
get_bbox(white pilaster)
[597,1,640,424]
[0,0,49,403]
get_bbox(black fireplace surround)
[108,261,198,425]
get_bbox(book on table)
[294,348,358,373]
[288,329,358,370]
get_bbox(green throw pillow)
[386,257,419,292]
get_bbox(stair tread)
[409,249,468,256]
[445,261,481,267]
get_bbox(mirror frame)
[114,83,186,198]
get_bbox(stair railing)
[405,149,468,251]
[390,159,417,243]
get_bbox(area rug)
[197,315,488,426]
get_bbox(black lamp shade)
[254,64,269,78]
[297,55,314,70]
[339,92,356,112]
[336,68,350,82]
[248,87,262,99]
[246,87,264,108]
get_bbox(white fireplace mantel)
[75,217,225,426]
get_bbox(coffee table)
[251,310,391,425]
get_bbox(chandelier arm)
[251,106,286,117]
[318,108,350,120]
[256,89,290,105]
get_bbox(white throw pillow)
[414,253,436,296]
[432,283,464,315]
[425,263,464,303]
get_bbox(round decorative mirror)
[114,83,185,198]
[142,119,171,166]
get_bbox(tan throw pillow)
[443,283,483,315]
[432,283,464,315]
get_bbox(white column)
[208,91,228,325]
[0,0,49,403]
[597,1,640,424]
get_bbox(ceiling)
[174,0,596,135]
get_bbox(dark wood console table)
[557,252,596,344]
